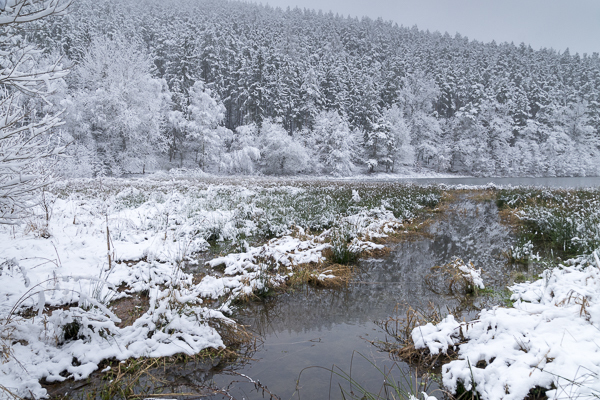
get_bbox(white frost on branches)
[0,0,70,224]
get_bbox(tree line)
[16,0,600,177]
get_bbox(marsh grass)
[497,209,522,235]
[371,217,436,244]
[371,303,462,371]
[324,238,359,265]
[51,178,441,247]
[468,189,496,202]
[21,178,444,398]
[297,352,438,400]
[496,187,600,258]
[425,258,483,296]
[305,263,353,288]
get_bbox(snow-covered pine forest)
[5,1,600,398]
[19,0,600,178]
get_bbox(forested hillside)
[30,0,600,176]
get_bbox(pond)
[201,193,524,399]
[43,186,555,400]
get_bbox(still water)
[50,178,587,399]
[207,194,520,399]
[389,176,600,188]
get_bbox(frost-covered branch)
[0,0,70,223]
[0,0,70,26]
[0,40,69,96]
[0,94,64,223]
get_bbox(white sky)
[258,0,600,56]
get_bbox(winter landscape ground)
[0,173,438,398]
[2,0,600,399]
[1,174,600,400]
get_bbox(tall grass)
[50,178,442,246]
[298,352,438,400]
[497,187,600,258]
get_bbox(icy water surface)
[205,195,520,399]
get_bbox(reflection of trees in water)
[429,198,516,287]
[238,197,517,336]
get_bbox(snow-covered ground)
[414,252,600,400]
[0,175,432,398]
[6,175,598,400]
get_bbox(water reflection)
[47,195,520,399]
[214,195,518,399]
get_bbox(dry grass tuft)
[288,225,314,241]
[440,190,460,203]
[368,216,436,244]
[211,318,256,353]
[287,261,352,288]
[23,219,51,239]
[360,245,392,258]
[307,263,353,288]
[498,208,522,232]
[469,189,497,202]
[557,290,592,321]
[425,258,482,296]
[372,303,462,371]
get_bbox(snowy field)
[0,174,439,398]
[3,0,599,398]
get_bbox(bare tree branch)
[0,0,70,223]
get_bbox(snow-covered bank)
[413,253,600,400]
[0,177,435,398]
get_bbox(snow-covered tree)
[544,101,600,176]
[222,123,261,174]
[312,110,361,176]
[166,109,186,167]
[0,0,70,223]
[449,100,514,176]
[65,35,170,176]
[26,0,600,177]
[185,80,229,171]
[364,118,391,173]
[381,105,414,172]
[395,73,445,170]
[411,111,444,169]
[258,119,310,175]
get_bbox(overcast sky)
[257,0,600,56]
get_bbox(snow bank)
[413,252,600,400]
[201,213,393,310]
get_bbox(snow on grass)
[202,217,391,310]
[413,252,600,400]
[0,176,437,399]
[497,187,600,257]
[457,261,485,290]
